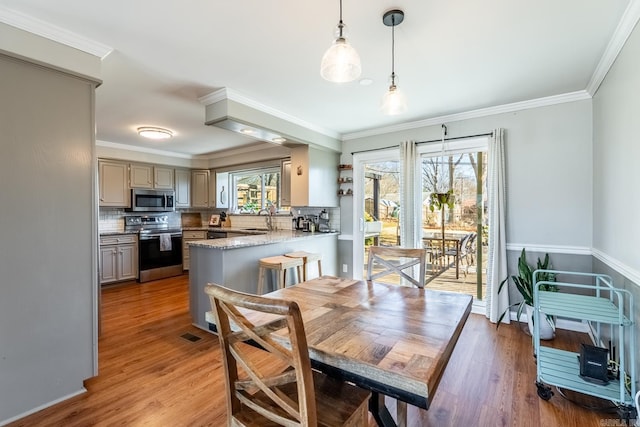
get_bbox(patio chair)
[205,283,371,427]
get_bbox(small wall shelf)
[338,164,353,196]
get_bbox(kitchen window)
[230,167,280,212]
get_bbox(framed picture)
[209,214,221,227]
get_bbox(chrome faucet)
[258,209,274,231]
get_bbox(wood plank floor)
[8,275,617,426]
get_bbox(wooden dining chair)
[366,246,427,288]
[205,283,371,427]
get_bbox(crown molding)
[0,6,112,59]
[199,87,341,140]
[343,91,591,141]
[96,140,194,159]
[586,0,640,96]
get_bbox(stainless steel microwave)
[129,189,175,212]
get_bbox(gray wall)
[592,20,640,383]
[340,100,594,277]
[0,53,98,422]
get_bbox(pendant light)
[320,0,361,83]
[380,9,407,115]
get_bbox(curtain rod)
[350,131,494,155]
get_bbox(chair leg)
[257,266,265,295]
[397,401,407,427]
[317,259,322,278]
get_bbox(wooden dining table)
[205,276,473,427]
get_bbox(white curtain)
[399,140,420,249]
[486,128,509,323]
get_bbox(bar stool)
[257,255,304,294]
[284,251,323,282]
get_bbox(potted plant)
[428,190,455,257]
[428,189,455,213]
[497,248,558,339]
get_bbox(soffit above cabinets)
[201,88,341,153]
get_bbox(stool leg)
[278,268,286,290]
[257,266,265,295]
[317,260,322,278]
[302,262,307,282]
[297,265,303,284]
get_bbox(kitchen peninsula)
[188,230,338,330]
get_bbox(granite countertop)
[187,230,338,250]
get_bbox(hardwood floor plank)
[7,275,611,427]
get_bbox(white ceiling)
[0,0,635,156]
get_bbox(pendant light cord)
[390,15,396,86]
[338,0,344,38]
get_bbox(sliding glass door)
[353,149,400,280]
[419,137,488,300]
[352,137,489,300]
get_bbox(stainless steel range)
[125,215,183,282]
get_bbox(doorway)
[352,137,489,301]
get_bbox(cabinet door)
[99,161,130,207]
[175,169,191,207]
[281,160,291,207]
[118,243,137,281]
[99,246,118,284]
[191,170,210,207]
[130,164,153,188]
[216,172,229,209]
[154,167,174,189]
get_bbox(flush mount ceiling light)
[137,127,173,140]
[320,0,361,83]
[380,9,408,116]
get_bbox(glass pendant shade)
[320,37,362,83]
[380,84,407,115]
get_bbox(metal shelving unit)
[532,270,636,422]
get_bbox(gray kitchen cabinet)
[215,172,229,209]
[130,164,174,189]
[281,160,291,207]
[154,166,174,189]
[175,168,191,207]
[191,169,210,208]
[99,160,130,207]
[182,230,207,270]
[99,234,138,284]
[130,164,153,188]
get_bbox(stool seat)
[257,256,303,294]
[284,251,323,282]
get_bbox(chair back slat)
[205,283,317,426]
[366,246,427,288]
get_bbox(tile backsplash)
[99,207,340,232]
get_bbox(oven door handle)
[139,233,182,240]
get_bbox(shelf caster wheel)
[616,405,636,426]
[536,382,553,401]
